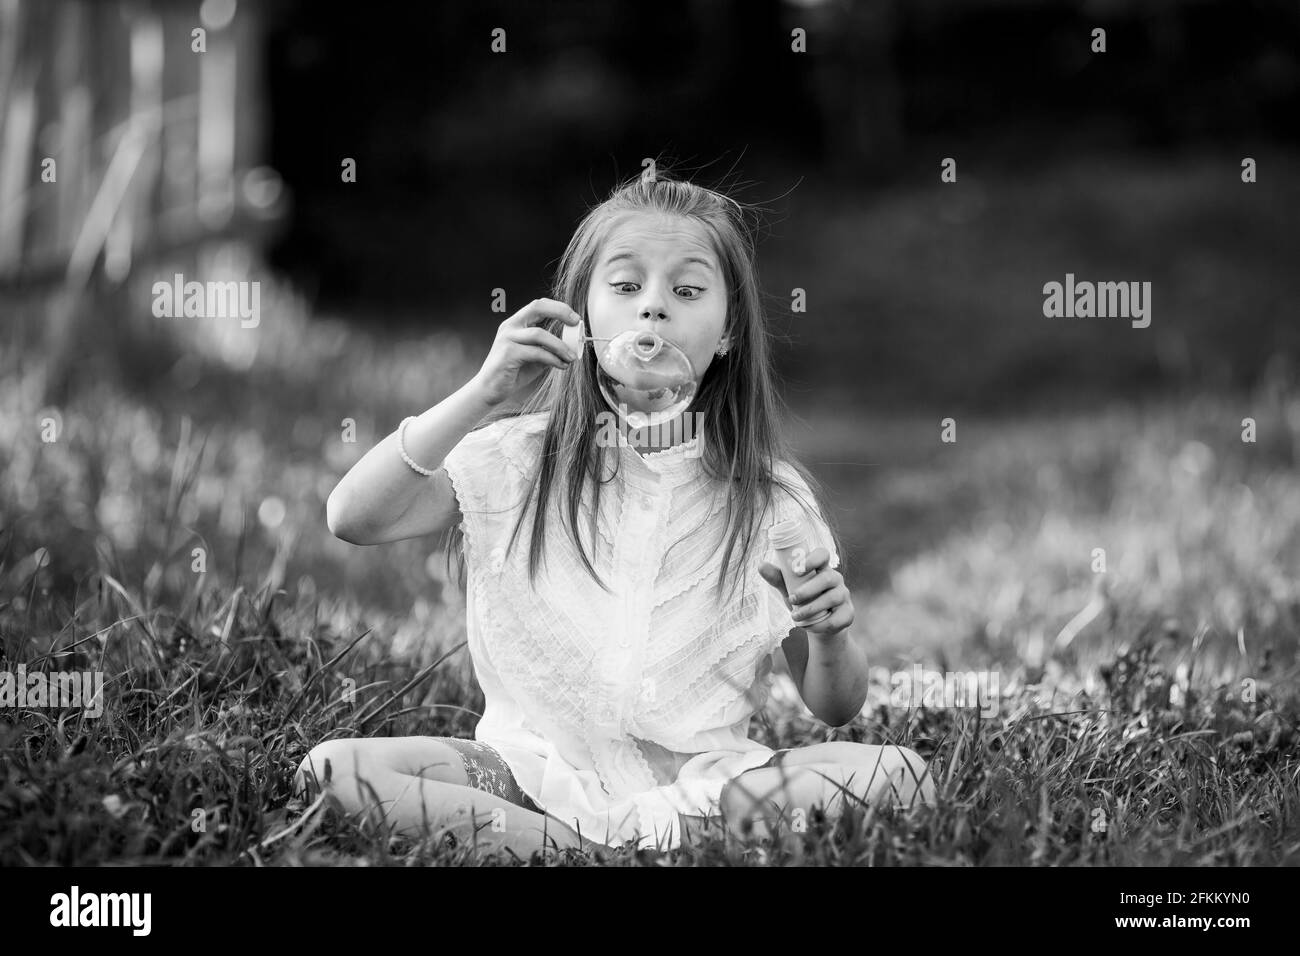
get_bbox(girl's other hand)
[471,298,583,407]
[758,547,854,637]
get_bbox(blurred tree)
[815,0,903,181]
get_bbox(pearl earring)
[716,343,729,357]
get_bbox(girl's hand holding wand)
[472,298,584,407]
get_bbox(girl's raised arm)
[325,298,581,545]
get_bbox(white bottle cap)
[768,517,807,551]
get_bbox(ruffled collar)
[613,421,705,489]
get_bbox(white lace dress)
[440,410,839,850]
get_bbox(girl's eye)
[609,282,706,299]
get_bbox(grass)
[3,153,1300,865]
[2,544,1296,864]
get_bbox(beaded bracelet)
[397,416,438,477]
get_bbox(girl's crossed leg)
[714,741,937,841]
[292,736,585,856]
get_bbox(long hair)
[445,167,841,609]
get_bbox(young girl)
[294,172,936,856]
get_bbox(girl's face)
[585,213,729,385]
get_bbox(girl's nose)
[640,305,667,320]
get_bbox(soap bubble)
[595,330,697,429]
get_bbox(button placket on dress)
[586,467,657,796]
[615,476,656,707]
[585,468,639,796]
[592,434,700,800]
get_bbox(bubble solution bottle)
[767,517,832,626]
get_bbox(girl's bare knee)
[719,777,755,821]
[871,746,936,806]
[719,776,777,839]
[295,738,361,799]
